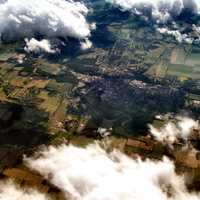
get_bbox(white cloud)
[24,38,56,53]
[157,28,194,44]
[149,117,199,145]
[0,180,49,200]
[80,38,93,50]
[107,0,200,44]
[106,0,181,22]
[0,0,92,42]
[106,0,200,23]
[24,143,200,200]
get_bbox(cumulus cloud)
[106,0,200,22]
[80,38,93,50]
[23,143,200,200]
[0,0,93,43]
[107,0,200,43]
[0,180,49,200]
[149,117,199,145]
[157,27,199,44]
[24,38,56,53]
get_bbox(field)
[167,64,200,80]
[147,45,200,81]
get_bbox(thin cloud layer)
[24,144,200,200]
[0,0,92,42]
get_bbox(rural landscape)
[0,0,200,199]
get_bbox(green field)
[167,64,200,80]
